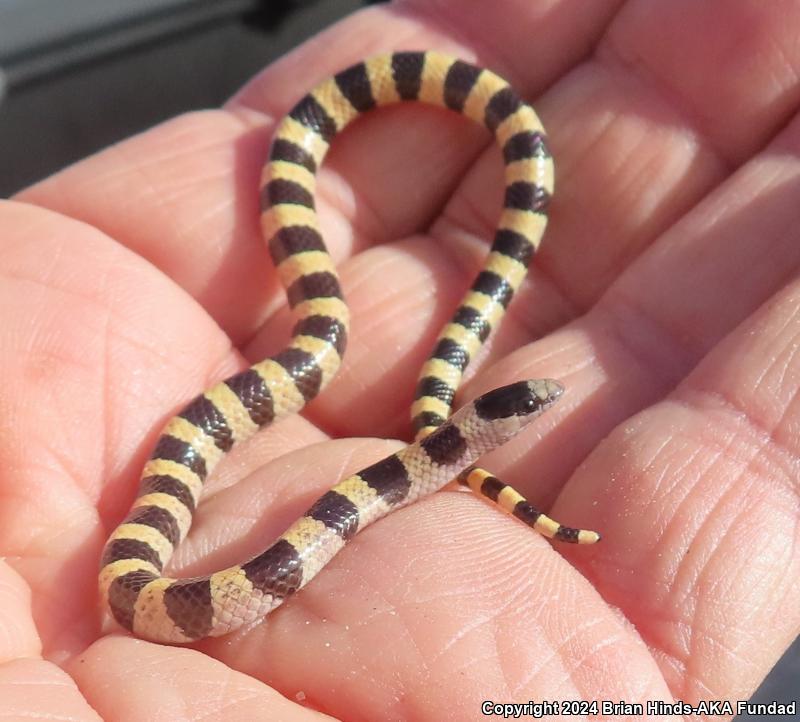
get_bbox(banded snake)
[99,50,600,644]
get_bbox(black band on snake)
[99,51,600,644]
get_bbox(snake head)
[473,379,563,422]
[464,378,564,447]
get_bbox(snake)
[98,50,601,644]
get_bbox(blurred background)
[0,0,372,195]
[0,0,796,716]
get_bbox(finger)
[0,200,240,517]
[230,0,621,265]
[0,562,40,663]
[0,658,101,721]
[0,201,323,659]
[466,106,800,504]
[70,637,335,721]
[437,0,800,313]
[18,0,621,345]
[231,1,623,112]
[17,110,275,344]
[555,279,800,703]
[171,431,675,718]
[203,414,328,499]
[602,112,800,375]
[605,0,800,160]
[18,2,792,358]
[247,232,570,439]
[200,490,675,721]
[167,438,399,576]
[249,0,800,443]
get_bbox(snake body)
[99,51,599,644]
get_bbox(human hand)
[2,1,798,719]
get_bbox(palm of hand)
[1,1,798,720]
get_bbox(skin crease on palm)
[1,0,800,719]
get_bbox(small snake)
[99,51,600,644]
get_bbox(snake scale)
[99,50,600,644]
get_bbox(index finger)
[17,1,621,344]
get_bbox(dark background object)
[0,1,796,716]
[0,0,363,195]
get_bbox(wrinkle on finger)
[0,658,102,722]
[71,636,335,722]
